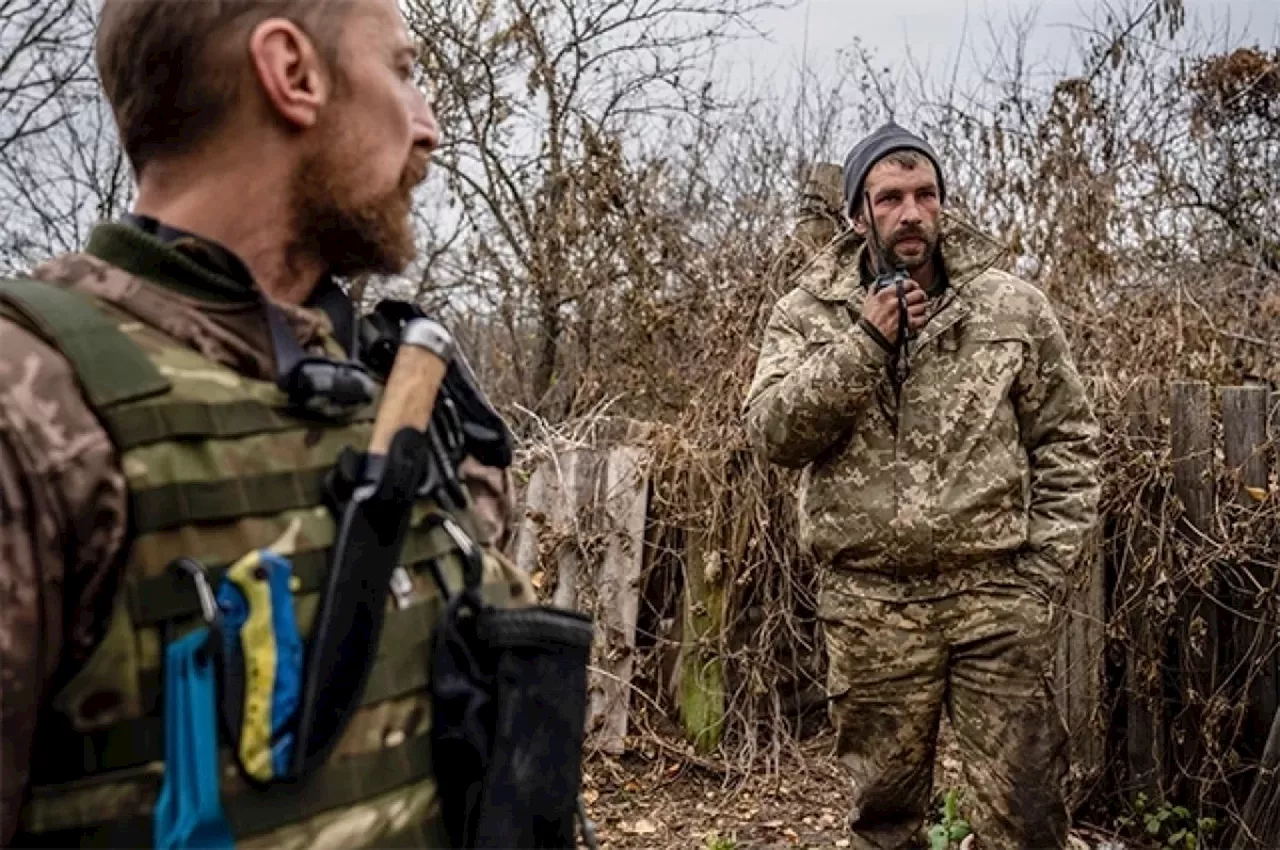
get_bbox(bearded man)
[0,0,538,846]
[743,123,1100,848]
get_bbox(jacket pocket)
[930,327,1032,558]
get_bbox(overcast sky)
[717,0,1280,93]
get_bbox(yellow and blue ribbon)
[217,549,303,782]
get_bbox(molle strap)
[35,607,440,783]
[128,468,331,534]
[46,573,504,785]
[128,516,465,626]
[104,399,311,452]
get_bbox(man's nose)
[412,97,441,155]
[900,196,922,224]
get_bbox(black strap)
[893,277,912,384]
[309,277,360,358]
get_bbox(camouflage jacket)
[743,214,1100,586]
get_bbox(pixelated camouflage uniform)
[743,202,1100,849]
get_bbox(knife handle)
[368,319,456,455]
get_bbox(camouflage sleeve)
[0,322,128,843]
[459,455,516,551]
[743,297,888,468]
[1013,298,1101,580]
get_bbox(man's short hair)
[876,150,928,174]
[95,0,351,176]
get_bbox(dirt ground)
[579,720,1128,850]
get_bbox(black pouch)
[431,577,595,849]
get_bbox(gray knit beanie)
[841,121,946,218]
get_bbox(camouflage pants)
[819,568,1069,850]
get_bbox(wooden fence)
[509,380,1280,839]
[512,441,654,756]
[1055,379,1280,843]
[1013,377,1280,841]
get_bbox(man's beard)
[887,222,939,270]
[288,126,423,280]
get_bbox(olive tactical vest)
[0,272,522,849]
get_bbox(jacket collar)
[795,211,1010,304]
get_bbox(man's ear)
[247,19,331,130]
[850,210,869,237]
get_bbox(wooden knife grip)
[368,320,454,455]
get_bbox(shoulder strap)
[0,277,170,409]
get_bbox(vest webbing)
[107,398,328,451]
[2,274,497,849]
[16,736,446,848]
[33,580,509,786]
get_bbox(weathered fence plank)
[513,445,648,756]
[1170,380,1219,804]
[1222,386,1275,759]
[588,446,651,755]
[1125,378,1168,798]
[678,465,726,753]
[513,448,597,606]
[1058,526,1107,808]
[1233,707,1280,848]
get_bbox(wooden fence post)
[590,446,651,755]
[678,463,726,753]
[1125,378,1168,799]
[1058,525,1107,809]
[1222,386,1275,756]
[1170,380,1218,804]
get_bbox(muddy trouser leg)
[946,582,1069,850]
[820,578,947,850]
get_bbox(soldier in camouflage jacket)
[744,125,1100,849]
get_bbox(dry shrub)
[510,22,1279,838]
[1081,374,1280,832]
[424,0,1280,826]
